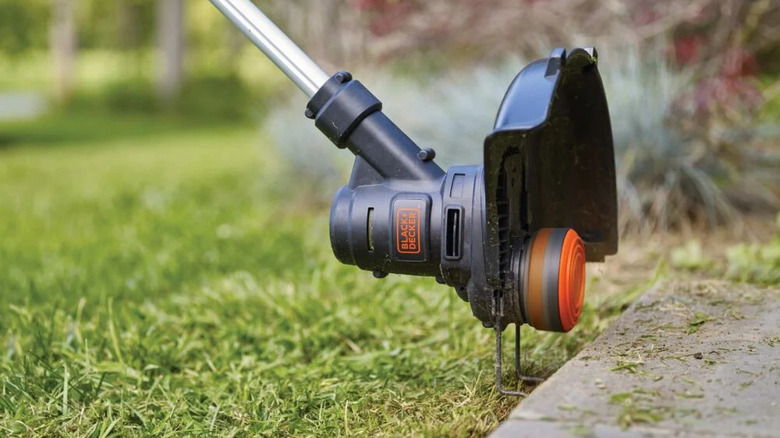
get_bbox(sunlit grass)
[0,114,637,437]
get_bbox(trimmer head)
[211,0,618,396]
[474,47,618,330]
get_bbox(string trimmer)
[209,0,618,396]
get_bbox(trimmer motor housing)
[210,0,617,396]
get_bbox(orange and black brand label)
[396,208,421,254]
[393,198,428,262]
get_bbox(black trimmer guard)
[484,48,618,273]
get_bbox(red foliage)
[352,0,416,36]
[633,6,659,26]
[673,35,703,65]
[721,49,759,79]
[675,48,762,124]
[690,77,761,117]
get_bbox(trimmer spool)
[517,228,586,333]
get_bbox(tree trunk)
[156,0,184,106]
[50,0,77,104]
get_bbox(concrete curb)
[491,280,780,438]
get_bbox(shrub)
[604,44,753,233]
[100,76,159,114]
[176,73,262,122]
[71,73,267,123]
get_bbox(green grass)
[0,112,635,437]
[0,111,195,146]
[725,214,780,286]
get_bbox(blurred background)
[2,0,778,233]
[1,1,780,435]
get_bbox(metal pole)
[208,0,330,97]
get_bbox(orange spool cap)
[520,228,586,332]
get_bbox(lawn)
[0,112,638,437]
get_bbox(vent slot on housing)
[367,207,375,252]
[445,207,462,260]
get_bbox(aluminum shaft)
[209,0,329,97]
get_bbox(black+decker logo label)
[396,208,421,254]
[392,198,428,262]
